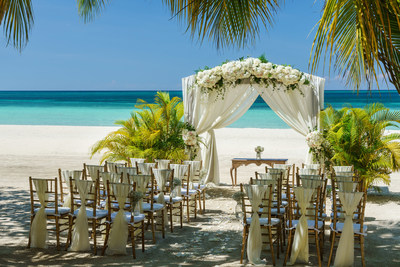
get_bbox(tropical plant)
[320,103,400,188]
[91,91,187,164]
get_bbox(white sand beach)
[0,125,399,266]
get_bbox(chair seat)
[259,207,285,215]
[154,194,183,203]
[330,212,359,220]
[181,188,198,196]
[110,211,146,223]
[330,222,367,235]
[73,208,108,219]
[246,217,280,226]
[34,207,70,216]
[142,202,164,211]
[287,219,324,230]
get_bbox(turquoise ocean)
[0,90,399,128]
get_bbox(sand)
[0,125,399,266]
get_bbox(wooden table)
[230,158,288,186]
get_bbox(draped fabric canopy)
[182,73,325,184]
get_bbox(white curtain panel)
[244,184,269,264]
[334,192,364,267]
[183,75,259,184]
[106,183,130,255]
[69,179,92,251]
[289,187,315,265]
[182,74,325,184]
[30,179,48,248]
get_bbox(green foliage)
[91,92,187,164]
[320,103,400,188]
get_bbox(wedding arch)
[182,57,325,184]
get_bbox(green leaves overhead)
[0,0,34,51]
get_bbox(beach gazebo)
[182,58,325,184]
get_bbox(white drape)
[153,169,171,227]
[170,164,189,195]
[61,170,82,208]
[182,74,324,184]
[334,192,364,267]
[155,159,170,169]
[130,175,151,213]
[137,163,156,175]
[106,183,130,255]
[31,179,48,248]
[183,160,201,189]
[69,179,91,251]
[244,184,268,264]
[289,187,315,265]
[129,158,145,167]
[86,165,103,181]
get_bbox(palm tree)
[320,103,400,187]
[91,92,186,164]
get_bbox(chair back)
[58,169,83,204]
[155,159,171,169]
[84,164,105,181]
[130,158,146,167]
[29,177,59,215]
[137,162,157,175]
[69,177,99,215]
[105,161,126,173]
[170,164,190,195]
[116,166,137,183]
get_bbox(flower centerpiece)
[182,123,204,160]
[306,130,332,173]
[195,55,312,99]
[170,178,182,197]
[255,146,264,159]
[128,190,143,216]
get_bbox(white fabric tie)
[30,179,48,248]
[289,187,315,265]
[153,169,171,227]
[156,159,170,170]
[69,179,92,251]
[106,183,130,255]
[131,175,151,212]
[334,192,364,267]
[61,170,82,208]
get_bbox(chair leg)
[327,231,336,267]
[180,202,183,228]
[55,217,60,251]
[194,195,197,219]
[186,198,190,222]
[130,225,136,259]
[93,220,97,255]
[202,190,206,214]
[141,220,145,252]
[315,230,322,267]
[360,235,366,267]
[151,213,156,244]
[169,205,173,233]
[101,223,110,256]
[161,209,165,239]
[284,229,292,266]
[268,226,276,266]
[197,192,202,214]
[27,216,34,248]
[65,216,73,251]
[240,227,247,264]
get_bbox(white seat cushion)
[181,188,198,196]
[192,183,206,190]
[288,219,324,230]
[142,202,164,211]
[246,217,280,226]
[330,222,367,235]
[111,211,145,223]
[258,207,285,215]
[154,195,183,203]
[34,207,70,215]
[73,208,108,219]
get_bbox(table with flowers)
[229,158,288,186]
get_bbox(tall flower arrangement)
[195,56,311,99]
[306,130,332,172]
[182,123,204,160]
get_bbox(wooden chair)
[66,177,107,254]
[104,161,126,173]
[116,166,138,183]
[183,160,206,214]
[284,185,324,266]
[155,159,171,169]
[129,158,145,167]
[102,181,145,258]
[136,162,157,175]
[58,169,83,207]
[240,183,280,265]
[83,163,105,181]
[28,177,70,250]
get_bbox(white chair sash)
[244,184,269,264]
[116,166,137,183]
[333,166,353,173]
[183,160,201,188]
[334,192,364,267]
[69,179,92,251]
[130,175,151,212]
[106,162,125,173]
[61,170,82,208]
[30,179,48,248]
[137,163,156,175]
[170,164,189,194]
[299,174,322,189]
[336,175,357,193]
[153,169,171,227]
[303,164,320,169]
[155,159,170,169]
[86,165,103,181]
[299,168,319,175]
[106,183,130,255]
[130,158,145,167]
[289,187,315,265]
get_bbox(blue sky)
[0,0,388,91]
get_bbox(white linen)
[333,166,353,173]
[116,166,137,183]
[69,179,92,251]
[60,170,82,208]
[170,164,189,195]
[30,179,48,248]
[183,160,201,189]
[153,169,171,227]
[86,165,103,181]
[137,162,156,175]
[130,175,151,212]
[289,187,315,265]
[106,183,130,255]
[129,158,145,167]
[244,184,269,264]
[155,159,170,169]
[334,192,364,267]
[106,162,125,173]
[182,74,324,184]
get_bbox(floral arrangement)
[128,190,143,213]
[195,55,311,99]
[171,178,182,192]
[306,130,333,172]
[232,191,245,203]
[182,123,204,160]
[255,146,264,153]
